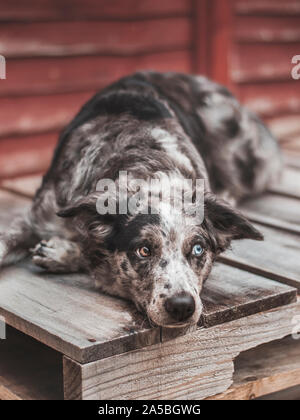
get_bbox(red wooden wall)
[232,0,300,152]
[0,0,299,179]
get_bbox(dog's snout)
[164,292,195,322]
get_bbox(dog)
[0,71,282,327]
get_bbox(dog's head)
[58,191,263,328]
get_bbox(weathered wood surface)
[240,193,300,235]
[208,336,300,400]
[63,299,300,400]
[0,188,297,364]
[1,175,43,199]
[284,152,300,170]
[257,385,300,400]
[0,326,63,400]
[221,225,300,291]
[0,258,295,364]
[201,263,296,328]
[269,167,300,200]
[0,260,160,364]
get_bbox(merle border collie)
[0,72,282,327]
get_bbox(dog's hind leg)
[31,237,86,273]
[0,214,38,268]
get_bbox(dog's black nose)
[164,292,195,322]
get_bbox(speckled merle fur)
[0,71,282,327]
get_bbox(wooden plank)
[0,326,63,400]
[257,385,300,400]
[240,193,300,234]
[0,133,57,179]
[0,18,191,58]
[1,175,42,198]
[220,224,300,291]
[209,336,300,400]
[0,51,192,97]
[0,92,92,138]
[193,0,210,75]
[63,299,300,400]
[0,0,192,21]
[0,261,161,364]
[232,43,300,83]
[240,81,300,117]
[208,0,234,88]
[0,188,297,364]
[284,152,300,170]
[236,0,300,17]
[0,190,160,363]
[201,263,296,328]
[1,185,297,321]
[236,16,300,43]
[269,167,300,200]
[267,115,300,142]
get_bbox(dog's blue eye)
[192,244,203,257]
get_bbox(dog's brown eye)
[136,246,151,258]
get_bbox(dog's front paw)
[31,237,82,273]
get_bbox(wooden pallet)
[0,161,300,400]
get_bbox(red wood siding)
[232,0,300,148]
[0,0,299,179]
[0,0,195,179]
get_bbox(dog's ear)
[57,195,97,218]
[57,193,115,223]
[204,194,263,245]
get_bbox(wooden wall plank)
[0,0,192,21]
[0,133,57,179]
[0,18,191,58]
[1,51,192,97]
[232,43,300,83]
[236,16,300,43]
[236,0,300,17]
[240,81,300,117]
[0,92,92,138]
[208,0,234,87]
